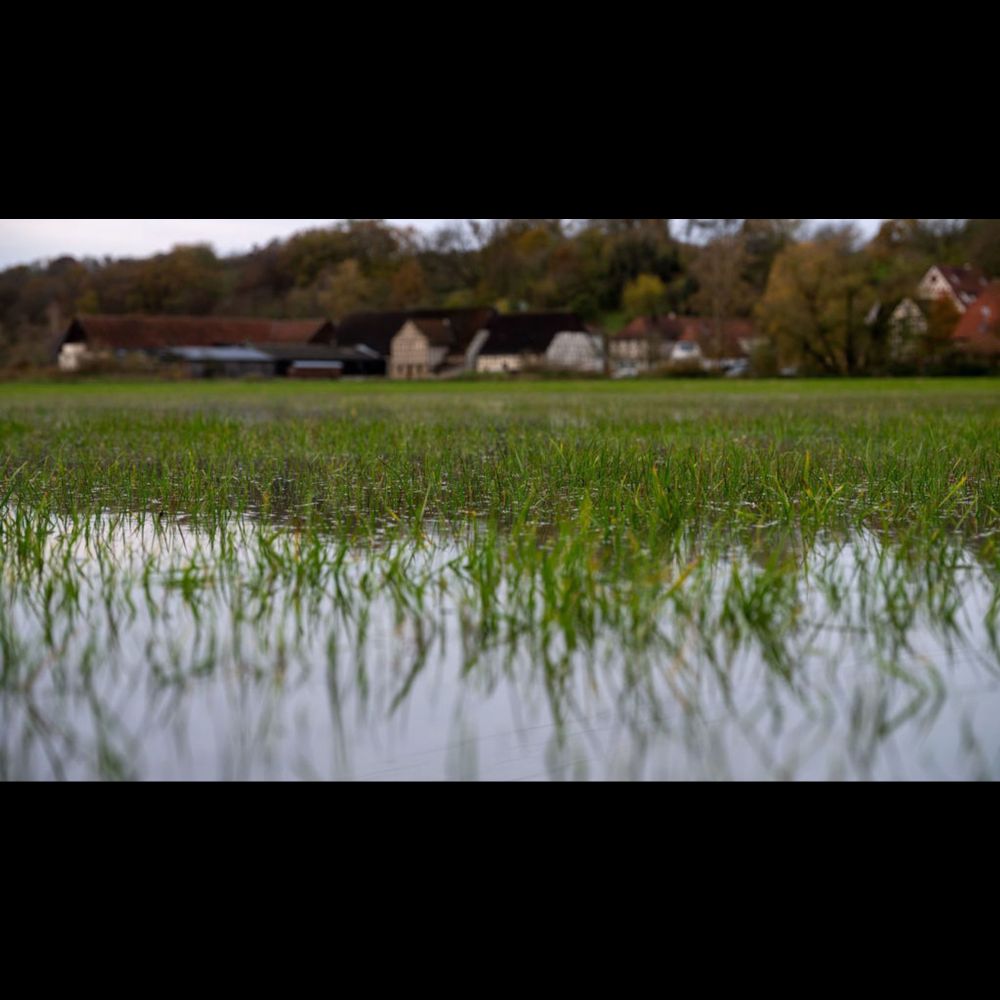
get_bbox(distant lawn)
[1,375,999,406]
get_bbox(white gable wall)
[389,321,430,379]
[917,267,967,313]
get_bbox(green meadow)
[2,378,999,780]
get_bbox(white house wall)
[389,321,430,379]
[58,343,88,372]
[477,354,534,374]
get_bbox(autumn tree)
[741,220,803,294]
[418,222,482,299]
[316,259,373,319]
[134,245,223,315]
[921,297,962,370]
[473,220,564,306]
[602,223,681,312]
[688,220,753,358]
[390,259,429,309]
[623,274,668,320]
[279,228,350,288]
[757,231,872,375]
[961,219,1000,276]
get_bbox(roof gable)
[921,265,989,308]
[937,265,988,297]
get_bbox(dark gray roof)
[478,312,587,356]
[335,308,496,356]
[252,343,357,362]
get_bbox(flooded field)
[2,379,999,780]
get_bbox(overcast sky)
[0,219,884,270]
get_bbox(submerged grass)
[1,379,999,779]
[2,378,999,543]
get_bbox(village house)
[865,265,992,363]
[613,315,761,373]
[916,265,989,314]
[473,313,595,374]
[952,282,1000,358]
[335,309,496,373]
[383,310,598,378]
[672,319,761,370]
[388,316,492,379]
[57,315,336,373]
[612,315,686,370]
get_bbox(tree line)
[1,218,997,373]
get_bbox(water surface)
[2,512,997,780]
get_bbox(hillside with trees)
[1,218,997,373]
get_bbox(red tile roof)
[64,315,335,351]
[680,319,758,359]
[617,315,759,358]
[952,282,1000,355]
[617,315,687,341]
[936,265,990,306]
[618,316,757,358]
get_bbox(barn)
[57,315,336,372]
[474,312,592,374]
